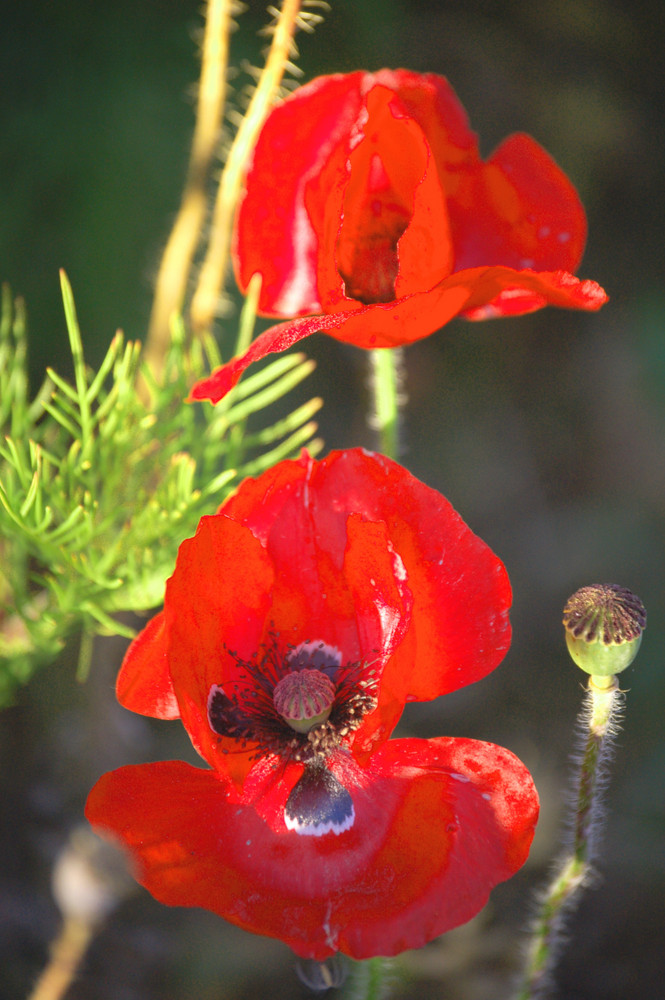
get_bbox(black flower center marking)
[284,761,355,836]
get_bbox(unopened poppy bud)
[273,668,336,733]
[296,955,347,991]
[563,584,646,678]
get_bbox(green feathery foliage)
[0,272,322,705]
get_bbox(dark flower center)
[207,637,378,766]
[336,206,409,305]
[336,150,411,304]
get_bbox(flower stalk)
[516,677,623,999]
[28,828,133,1000]
[516,584,645,999]
[346,957,395,1000]
[27,916,95,1000]
[368,348,405,460]
[190,0,304,335]
[142,0,233,388]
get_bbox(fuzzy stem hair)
[515,676,624,999]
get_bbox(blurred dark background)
[1,0,664,997]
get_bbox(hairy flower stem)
[347,957,394,1000]
[190,0,304,335]
[369,347,405,460]
[142,0,233,391]
[515,676,623,999]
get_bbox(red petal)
[221,449,512,710]
[220,459,414,731]
[160,495,412,775]
[451,133,587,273]
[393,136,453,297]
[221,454,412,658]
[163,515,274,781]
[266,511,411,671]
[187,311,349,404]
[290,450,512,705]
[116,610,179,720]
[459,266,609,319]
[86,736,538,960]
[233,72,366,316]
[233,70,479,317]
[338,513,414,750]
[189,266,607,404]
[373,69,479,189]
[319,83,453,306]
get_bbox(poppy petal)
[216,455,413,674]
[86,735,538,960]
[282,449,512,705]
[187,311,349,404]
[154,488,414,776]
[460,266,609,320]
[374,69,479,177]
[162,516,274,779]
[189,265,607,404]
[321,84,453,306]
[233,72,367,316]
[116,611,179,720]
[217,449,511,722]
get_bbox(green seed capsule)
[563,584,646,677]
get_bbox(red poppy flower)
[190,69,607,403]
[86,449,538,960]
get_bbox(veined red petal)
[86,736,538,960]
[290,449,512,704]
[338,513,413,752]
[220,449,512,708]
[215,456,412,673]
[116,610,179,720]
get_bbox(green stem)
[369,348,404,460]
[76,626,95,683]
[347,957,393,1000]
[59,271,92,458]
[515,676,623,999]
[573,676,618,860]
